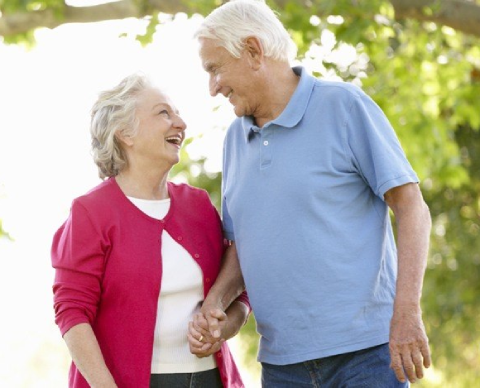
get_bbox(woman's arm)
[63,323,118,388]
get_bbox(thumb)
[206,309,224,338]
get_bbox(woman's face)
[129,87,187,168]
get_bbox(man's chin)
[232,105,245,117]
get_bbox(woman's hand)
[187,310,226,358]
[188,301,250,358]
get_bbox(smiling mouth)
[165,136,182,146]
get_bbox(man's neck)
[254,65,299,128]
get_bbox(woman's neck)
[115,169,169,200]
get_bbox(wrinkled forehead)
[198,38,229,68]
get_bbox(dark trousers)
[262,343,408,387]
[150,368,223,388]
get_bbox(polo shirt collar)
[242,66,315,141]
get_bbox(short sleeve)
[222,136,235,241]
[221,198,235,241]
[345,90,418,199]
[51,200,107,336]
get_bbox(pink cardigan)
[51,178,249,388]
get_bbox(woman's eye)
[159,110,170,117]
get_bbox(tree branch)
[0,0,191,37]
[390,0,480,37]
[1,0,480,38]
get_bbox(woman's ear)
[115,131,134,147]
[244,36,264,70]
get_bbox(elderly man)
[190,1,432,386]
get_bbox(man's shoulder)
[313,77,365,101]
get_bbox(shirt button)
[177,236,183,241]
[160,219,165,223]
[206,278,211,283]
[194,254,200,258]
[263,140,269,146]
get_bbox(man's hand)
[187,310,226,358]
[202,304,228,339]
[389,306,431,383]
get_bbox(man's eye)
[159,110,170,117]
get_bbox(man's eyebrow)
[203,62,216,72]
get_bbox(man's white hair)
[195,0,297,63]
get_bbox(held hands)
[389,305,431,384]
[187,308,227,358]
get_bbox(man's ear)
[115,131,134,147]
[244,36,264,69]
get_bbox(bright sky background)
[0,13,262,387]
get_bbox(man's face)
[198,38,259,118]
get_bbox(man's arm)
[384,182,432,384]
[201,242,245,338]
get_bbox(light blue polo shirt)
[222,66,419,365]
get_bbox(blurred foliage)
[0,219,12,240]
[420,124,480,386]
[170,138,223,211]
[1,0,480,385]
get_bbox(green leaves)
[0,219,12,241]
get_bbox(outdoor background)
[0,1,479,387]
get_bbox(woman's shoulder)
[168,181,218,216]
[72,178,122,211]
[168,181,210,201]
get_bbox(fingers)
[193,312,209,331]
[389,340,431,384]
[209,308,228,320]
[205,308,227,339]
[411,349,424,379]
[190,318,218,345]
[187,332,213,358]
[187,322,212,358]
[402,352,419,383]
[187,321,226,358]
[188,321,212,344]
[421,341,431,368]
[205,311,220,339]
[389,347,407,383]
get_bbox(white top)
[127,196,216,373]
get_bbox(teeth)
[166,136,182,145]
[227,91,232,99]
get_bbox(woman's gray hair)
[90,73,152,179]
[195,0,297,63]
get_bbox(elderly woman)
[51,73,250,388]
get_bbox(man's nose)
[209,76,220,97]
